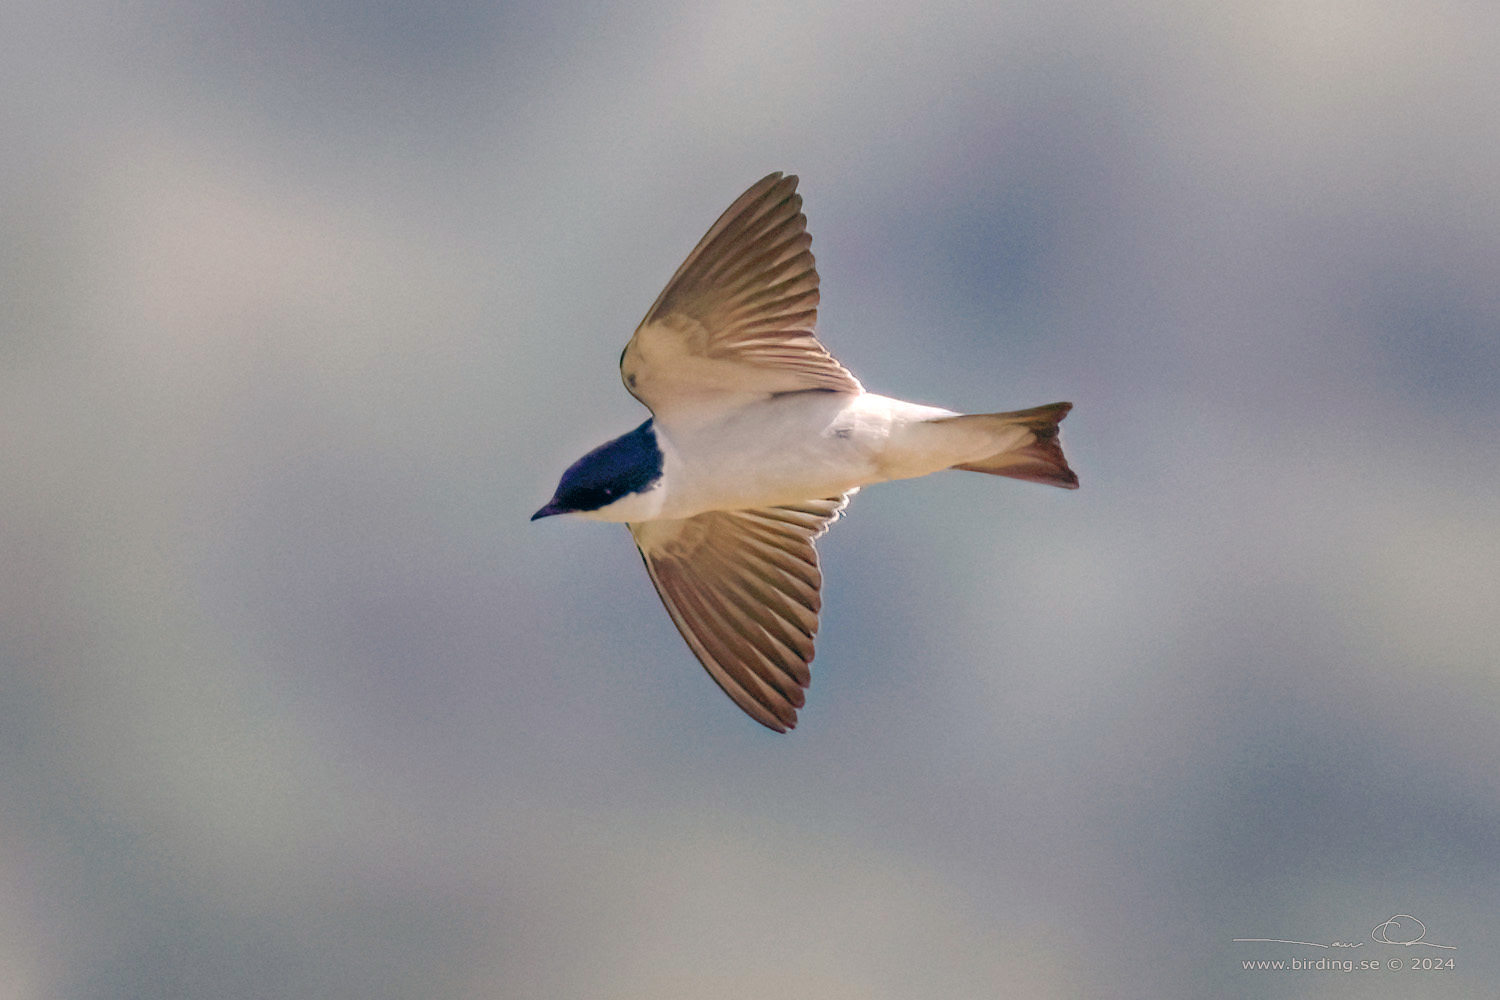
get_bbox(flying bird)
[533,173,1077,732]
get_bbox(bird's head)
[532,418,663,520]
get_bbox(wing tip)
[743,171,798,206]
[756,712,796,734]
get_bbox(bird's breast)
[644,392,893,518]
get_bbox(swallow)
[534,173,1077,732]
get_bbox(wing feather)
[628,496,850,732]
[620,174,861,422]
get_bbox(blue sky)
[3,2,1498,997]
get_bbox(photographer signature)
[1234,914,1456,950]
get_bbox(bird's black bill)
[531,503,561,521]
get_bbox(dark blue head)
[532,419,663,520]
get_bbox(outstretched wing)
[628,496,850,732]
[620,173,861,423]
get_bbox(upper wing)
[628,496,850,732]
[620,173,861,423]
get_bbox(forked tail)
[936,402,1078,489]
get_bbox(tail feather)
[940,402,1078,489]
